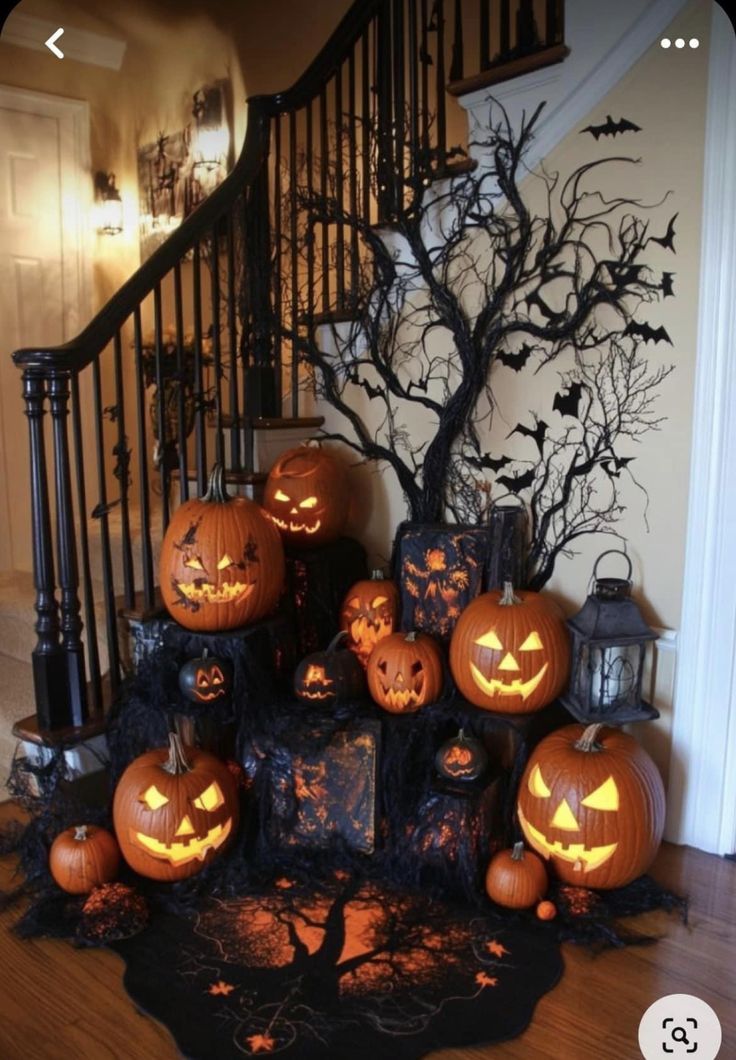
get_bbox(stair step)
[447,42,570,97]
[217,414,325,431]
[171,468,268,486]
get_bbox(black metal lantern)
[561,550,659,724]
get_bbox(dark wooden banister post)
[23,369,69,730]
[48,372,88,727]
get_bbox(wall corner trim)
[666,4,736,855]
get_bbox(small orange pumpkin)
[263,445,349,548]
[49,824,121,895]
[485,841,548,909]
[449,582,569,713]
[340,570,399,667]
[160,464,285,632]
[366,631,444,713]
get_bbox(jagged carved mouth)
[299,689,334,701]
[470,661,548,701]
[131,818,233,866]
[379,683,424,711]
[192,689,227,702]
[270,516,322,536]
[176,581,254,605]
[518,806,617,873]
[349,617,392,652]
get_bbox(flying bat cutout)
[506,419,548,456]
[497,343,537,372]
[496,467,536,494]
[467,453,512,473]
[647,213,678,252]
[600,456,635,479]
[553,382,584,419]
[623,321,673,345]
[660,272,675,297]
[581,115,642,140]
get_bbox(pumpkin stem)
[73,825,89,842]
[326,630,349,653]
[511,841,525,861]
[405,631,418,643]
[370,568,386,580]
[575,723,605,752]
[499,581,522,606]
[164,731,192,775]
[457,728,466,741]
[202,463,230,504]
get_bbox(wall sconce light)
[94,171,123,234]
[191,87,229,174]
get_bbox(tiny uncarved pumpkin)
[340,570,400,668]
[263,445,349,548]
[294,631,367,705]
[517,722,666,889]
[435,728,488,782]
[485,841,548,909]
[113,732,239,882]
[160,464,285,633]
[179,649,233,704]
[49,824,121,895]
[366,631,444,713]
[449,582,569,713]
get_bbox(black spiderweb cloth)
[112,872,563,1060]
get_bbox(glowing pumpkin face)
[263,446,349,548]
[449,583,569,713]
[178,651,233,704]
[434,729,488,781]
[517,723,666,889]
[113,734,239,882]
[293,632,367,705]
[340,572,399,667]
[366,631,443,713]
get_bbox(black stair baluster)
[500,0,510,57]
[133,307,155,613]
[362,29,372,224]
[153,283,170,531]
[22,370,66,730]
[92,354,121,693]
[113,330,134,608]
[348,46,360,302]
[319,86,330,312]
[334,73,345,309]
[226,210,241,471]
[393,0,406,211]
[192,242,207,496]
[70,373,102,709]
[376,0,394,219]
[306,99,316,325]
[273,117,283,411]
[174,261,190,503]
[435,0,447,173]
[210,223,225,468]
[289,109,299,415]
[480,0,490,71]
[408,0,420,191]
[449,0,464,82]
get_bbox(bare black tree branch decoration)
[278,100,674,588]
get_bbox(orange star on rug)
[246,1033,276,1053]
[208,980,235,996]
[274,877,293,890]
[486,939,510,958]
[475,971,498,988]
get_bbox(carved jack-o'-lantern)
[293,631,367,705]
[517,723,665,889]
[449,582,569,714]
[112,733,239,882]
[263,446,349,548]
[340,570,399,668]
[435,729,488,782]
[366,631,443,713]
[178,649,233,704]
[160,464,285,632]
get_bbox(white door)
[0,86,90,572]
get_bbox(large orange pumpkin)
[366,631,443,713]
[112,733,239,882]
[159,464,285,632]
[340,570,399,668]
[517,723,665,889]
[263,445,349,548]
[449,582,569,713]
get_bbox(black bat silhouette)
[647,213,677,252]
[466,453,512,473]
[496,467,536,494]
[660,272,675,297]
[91,500,121,519]
[497,343,536,372]
[553,382,584,419]
[623,321,673,345]
[600,456,635,478]
[603,261,644,286]
[581,115,642,140]
[174,520,200,551]
[351,373,383,400]
[507,419,548,456]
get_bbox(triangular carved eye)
[141,784,169,810]
[519,631,543,651]
[274,489,290,502]
[475,629,503,650]
[581,776,620,811]
[299,496,318,509]
[371,596,388,608]
[217,553,235,570]
[528,763,551,798]
[551,798,580,831]
[193,782,224,812]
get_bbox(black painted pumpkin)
[435,728,488,782]
[179,649,233,704]
[294,631,367,705]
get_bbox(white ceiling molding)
[1,12,126,71]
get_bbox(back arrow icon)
[45,28,65,59]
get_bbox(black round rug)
[113,874,562,1059]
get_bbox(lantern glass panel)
[578,642,643,713]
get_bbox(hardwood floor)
[0,801,733,1060]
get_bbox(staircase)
[4,0,570,762]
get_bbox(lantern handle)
[591,549,632,586]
